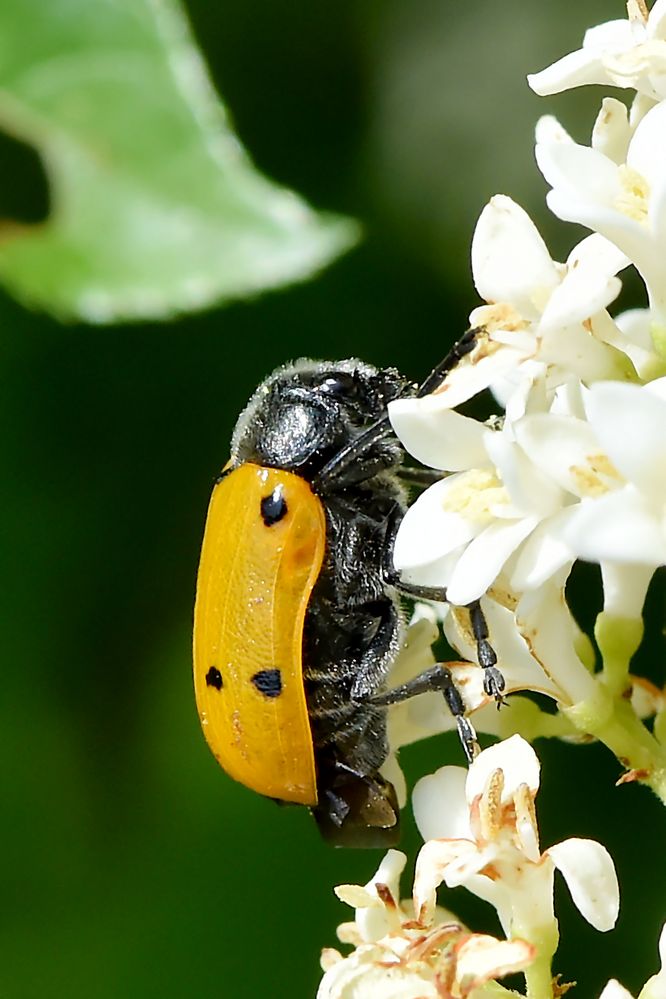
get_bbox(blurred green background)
[0,0,664,996]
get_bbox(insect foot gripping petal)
[387,580,507,712]
[467,600,507,707]
[312,764,400,848]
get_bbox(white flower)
[401,196,630,412]
[318,928,535,999]
[412,737,620,943]
[535,103,666,325]
[334,850,408,944]
[318,847,536,999]
[389,380,573,608]
[389,367,639,707]
[528,0,666,102]
[390,370,609,606]
[561,379,666,584]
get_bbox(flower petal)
[453,934,536,992]
[592,98,631,164]
[413,839,480,923]
[548,838,619,931]
[516,583,596,704]
[528,48,609,96]
[646,375,666,401]
[389,397,490,471]
[446,516,539,605]
[546,188,651,280]
[398,547,464,592]
[393,477,479,571]
[465,735,540,804]
[528,19,636,96]
[485,432,565,518]
[535,112,662,279]
[335,852,408,946]
[600,308,662,379]
[626,100,666,189]
[471,196,560,318]
[335,851,406,914]
[536,124,622,208]
[598,981,635,999]
[649,0,666,39]
[317,951,439,999]
[539,233,627,334]
[640,922,666,999]
[510,508,576,591]
[514,412,619,499]
[356,850,407,942]
[584,382,666,499]
[413,767,470,842]
[562,489,666,565]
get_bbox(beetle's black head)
[312,766,400,848]
[230,359,411,480]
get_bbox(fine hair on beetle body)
[193,331,504,847]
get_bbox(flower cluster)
[387,0,666,800]
[320,738,620,998]
[318,3,666,997]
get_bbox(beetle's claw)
[483,667,507,707]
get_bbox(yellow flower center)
[569,452,624,497]
[615,165,650,223]
[442,469,510,523]
[472,303,528,334]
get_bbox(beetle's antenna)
[415,327,480,398]
[313,328,481,490]
[313,417,392,489]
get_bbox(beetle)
[193,331,504,847]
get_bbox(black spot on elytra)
[206,666,223,690]
[261,488,288,526]
[251,668,283,698]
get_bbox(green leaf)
[0,0,358,322]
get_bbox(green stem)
[519,922,558,999]
[564,684,666,804]
[497,698,579,743]
[474,982,522,997]
[524,957,555,999]
[594,612,643,697]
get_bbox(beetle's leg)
[359,664,479,764]
[391,581,505,708]
[382,504,505,707]
[391,579,505,708]
[396,466,445,488]
[390,579,447,600]
[467,598,506,705]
